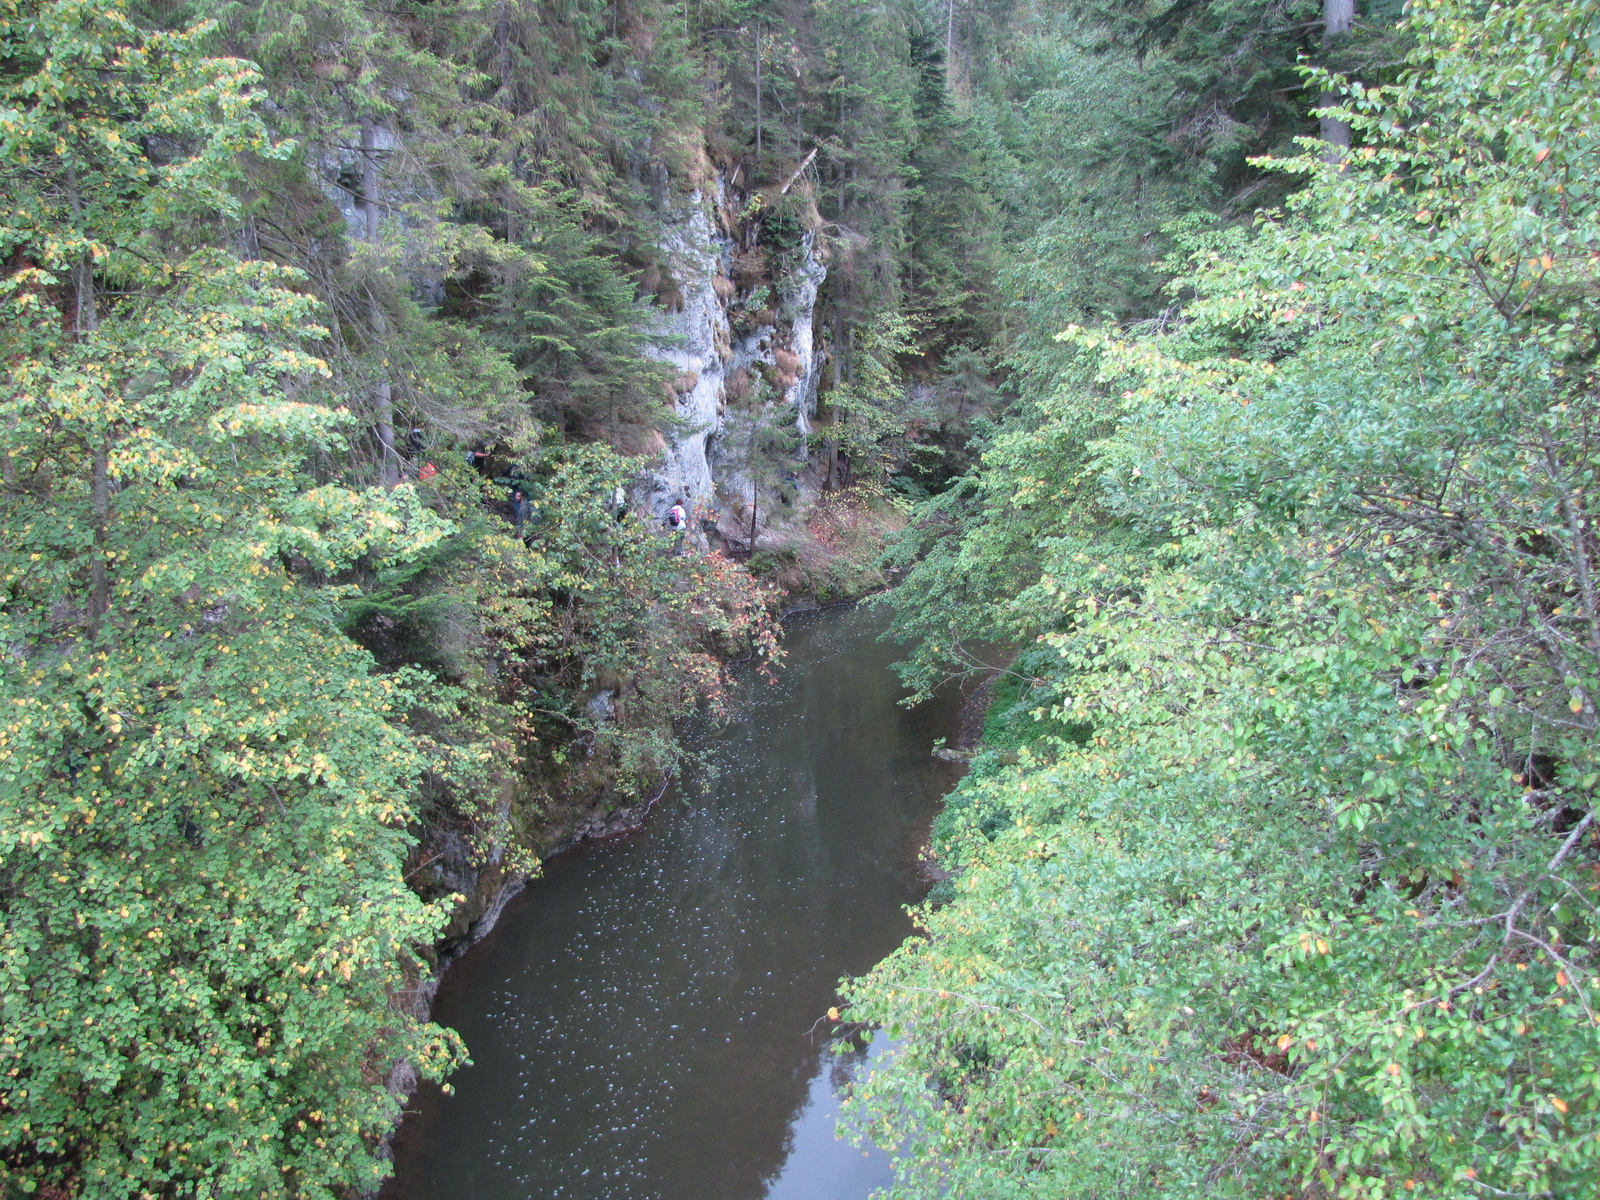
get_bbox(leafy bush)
[851,2,1600,1195]
[0,9,466,1192]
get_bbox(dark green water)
[385,604,963,1200]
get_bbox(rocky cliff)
[640,172,827,549]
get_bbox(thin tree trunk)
[65,162,95,339]
[748,487,758,550]
[360,116,382,243]
[67,159,112,633]
[372,327,397,488]
[496,0,513,97]
[779,147,818,195]
[89,442,110,636]
[825,315,843,491]
[946,0,955,88]
[237,214,260,261]
[607,0,617,81]
[361,116,399,489]
[1320,0,1354,158]
[754,21,762,159]
[840,324,856,489]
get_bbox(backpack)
[669,504,686,529]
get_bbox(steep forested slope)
[853,1,1600,1196]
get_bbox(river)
[384,603,964,1200]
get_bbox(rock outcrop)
[640,173,826,547]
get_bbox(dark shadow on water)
[384,604,963,1200]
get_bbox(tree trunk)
[495,0,513,98]
[754,22,762,159]
[373,348,397,489]
[360,116,382,244]
[946,0,955,89]
[89,441,110,636]
[839,325,857,489]
[748,488,758,551]
[65,161,96,339]
[825,315,843,491]
[1320,0,1354,157]
[67,159,112,632]
[361,116,399,489]
[237,214,260,262]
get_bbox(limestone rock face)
[639,173,826,539]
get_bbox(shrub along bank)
[848,2,1600,1195]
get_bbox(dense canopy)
[7,0,1595,1194]
[853,1,1600,1195]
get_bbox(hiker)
[511,487,532,533]
[666,497,688,552]
[613,484,628,524]
[406,427,426,456]
[465,445,490,474]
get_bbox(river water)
[385,604,963,1200]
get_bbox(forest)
[1,0,1596,1194]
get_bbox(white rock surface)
[639,175,826,541]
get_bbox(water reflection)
[385,605,962,1200]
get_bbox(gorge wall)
[640,173,828,549]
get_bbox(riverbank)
[746,490,907,607]
[415,491,907,955]
[383,499,913,1159]
[382,604,967,1200]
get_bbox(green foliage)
[900,10,1003,354]
[875,338,1132,699]
[449,180,667,438]
[390,446,785,801]
[0,6,466,1193]
[0,0,1420,1188]
[721,381,803,544]
[825,311,922,490]
[956,0,1415,404]
[849,1,1600,1195]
